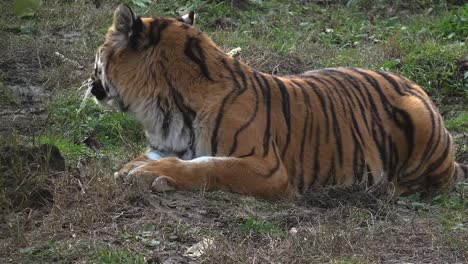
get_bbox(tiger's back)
[211,65,463,195]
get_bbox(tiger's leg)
[393,94,459,193]
[114,150,165,179]
[122,154,295,200]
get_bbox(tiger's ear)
[177,11,195,25]
[110,4,142,48]
[113,4,136,35]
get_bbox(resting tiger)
[87,4,467,199]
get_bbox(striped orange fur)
[87,5,467,199]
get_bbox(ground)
[0,0,467,263]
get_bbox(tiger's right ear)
[177,11,195,25]
[110,4,141,48]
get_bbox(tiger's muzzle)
[90,78,107,101]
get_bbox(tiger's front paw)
[126,168,176,192]
[119,161,180,192]
[114,161,147,182]
[151,176,176,192]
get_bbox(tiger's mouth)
[90,78,107,101]
[82,76,129,112]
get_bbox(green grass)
[41,91,145,165]
[95,248,145,264]
[446,112,468,132]
[399,183,468,232]
[240,217,284,236]
[0,81,16,105]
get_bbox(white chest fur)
[132,100,195,159]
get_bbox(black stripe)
[129,16,144,49]
[400,90,439,177]
[211,90,236,156]
[327,92,344,168]
[228,75,259,156]
[262,142,281,178]
[326,70,372,141]
[386,134,398,179]
[371,122,388,173]
[272,77,291,159]
[425,133,452,173]
[324,158,336,185]
[352,135,362,183]
[159,56,197,156]
[338,70,395,175]
[235,60,248,93]
[366,164,374,186]
[291,80,311,193]
[426,165,452,187]
[159,98,171,138]
[256,72,272,157]
[321,73,369,172]
[307,76,344,168]
[393,109,414,177]
[223,59,242,93]
[238,147,255,158]
[148,19,169,46]
[303,79,330,142]
[375,71,405,95]
[211,59,240,155]
[349,68,393,119]
[310,125,321,186]
[184,37,212,80]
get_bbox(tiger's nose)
[91,79,107,101]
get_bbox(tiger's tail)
[455,162,468,183]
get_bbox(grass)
[0,0,467,263]
[446,111,468,131]
[41,91,145,165]
[239,217,284,236]
[95,248,145,264]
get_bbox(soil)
[0,86,49,135]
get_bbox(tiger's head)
[87,4,222,112]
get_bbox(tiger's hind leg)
[119,147,296,200]
[392,94,459,193]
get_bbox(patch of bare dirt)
[0,144,65,211]
[0,84,49,135]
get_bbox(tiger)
[87,4,467,199]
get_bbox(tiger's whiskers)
[78,78,94,113]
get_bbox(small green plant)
[42,91,145,165]
[38,136,92,165]
[330,259,358,264]
[445,112,468,132]
[240,217,283,235]
[96,248,145,264]
[124,0,152,8]
[14,0,42,18]
[0,82,16,105]
[432,182,468,210]
[432,4,468,41]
